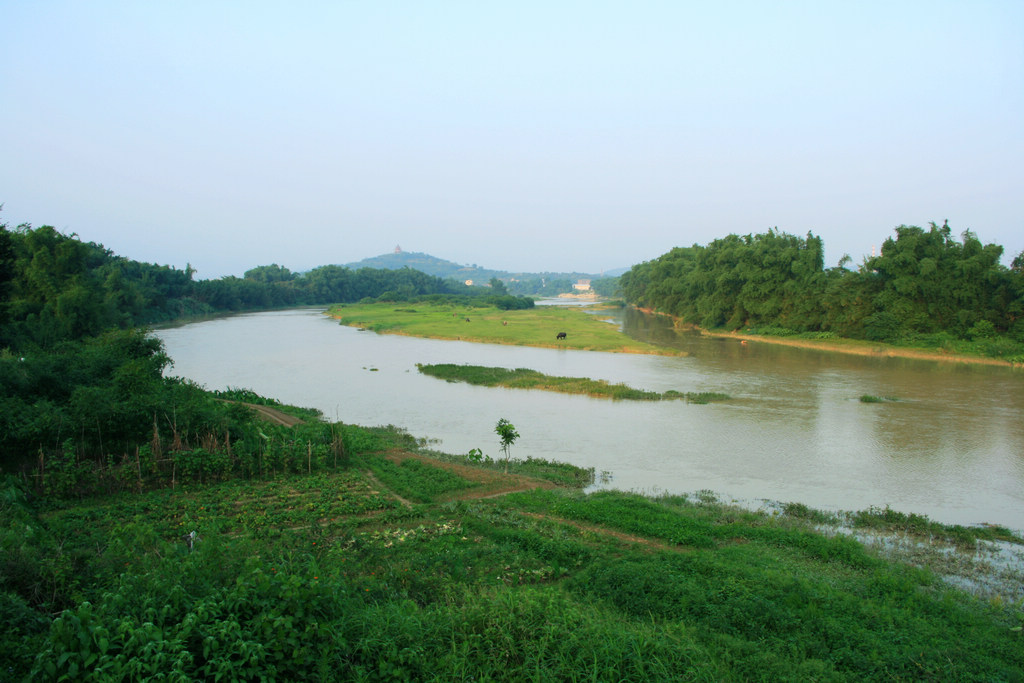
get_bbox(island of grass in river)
[327,301,684,355]
[417,363,729,403]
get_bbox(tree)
[489,277,508,295]
[495,418,519,474]
[244,264,295,283]
[1012,250,1024,274]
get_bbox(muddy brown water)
[154,307,1024,531]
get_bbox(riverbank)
[11,436,1022,681]
[712,329,1020,367]
[631,307,1021,368]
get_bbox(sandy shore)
[705,329,1019,368]
[627,307,1020,368]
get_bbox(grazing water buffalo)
[556,332,567,340]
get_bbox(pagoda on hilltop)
[394,245,402,254]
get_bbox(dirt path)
[520,511,688,553]
[230,401,306,426]
[363,468,415,508]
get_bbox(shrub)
[967,320,996,340]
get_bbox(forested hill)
[345,250,494,279]
[619,224,1024,358]
[344,249,614,296]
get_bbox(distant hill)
[345,249,619,284]
[345,250,493,280]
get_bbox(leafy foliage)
[495,418,520,473]
[619,223,1024,355]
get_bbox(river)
[154,306,1024,531]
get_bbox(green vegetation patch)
[328,301,683,355]
[849,505,1021,547]
[41,470,398,539]
[859,394,900,403]
[5,471,1024,681]
[359,455,477,504]
[417,363,729,403]
[424,450,597,488]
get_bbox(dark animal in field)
[556,332,567,340]
[466,318,471,322]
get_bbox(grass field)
[327,302,684,355]
[5,437,1023,681]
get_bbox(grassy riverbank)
[417,363,729,403]
[327,302,683,355]
[4,427,1022,681]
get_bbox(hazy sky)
[2,1,1022,278]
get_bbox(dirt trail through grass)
[382,450,557,500]
[519,510,686,553]
[375,450,691,551]
[237,402,306,426]
[236,409,691,549]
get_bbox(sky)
[2,1,1022,279]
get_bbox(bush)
[980,336,1023,359]
[967,320,996,340]
[862,311,902,342]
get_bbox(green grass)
[358,455,477,504]
[859,394,899,403]
[848,505,1020,546]
[328,301,684,355]
[417,363,730,403]
[422,450,598,488]
[4,450,1023,681]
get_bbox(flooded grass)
[773,501,1024,607]
[417,363,730,403]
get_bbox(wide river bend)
[155,307,1024,532]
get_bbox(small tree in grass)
[495,418,519,473]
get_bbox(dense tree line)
[619,223,1024,351]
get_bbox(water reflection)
[154,307,1024,530]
